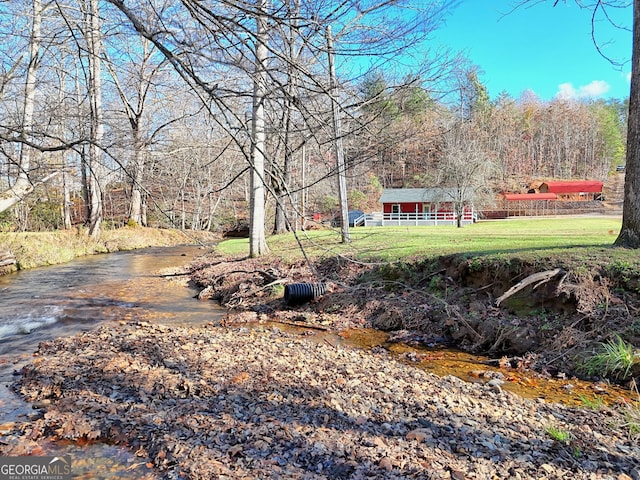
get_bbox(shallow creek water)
[0,246,222,478]
[0,247,632,478]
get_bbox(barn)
[366,188,475,226]
[497,179,604,217]
[539,180,603,200]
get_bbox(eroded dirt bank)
[189,250,640,383]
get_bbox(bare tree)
[270,0,301,235]
[101,35,196,227]
[0,0,60,213]
[437,121,495,227]
[103,0,460,255]
[249,0,270,257]
[0,0,461,241]
[80,0,106,238]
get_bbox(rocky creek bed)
[2,321,639,480]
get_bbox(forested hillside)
[0,1,628,236]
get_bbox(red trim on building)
[539,180,603,194]
[502,193,557,201]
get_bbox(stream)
[0,246,632,478]
[0,245,224,478]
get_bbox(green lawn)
[218,217,625,263]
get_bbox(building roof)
[379,188,471,204]
[502,193,557,201]
[539,180,603,194]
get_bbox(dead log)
[0,250,16,268]
[495,268,565,307]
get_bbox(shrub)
[28,200,62,231]
[545,425,573,443]
[581,335,639,380]
[0,210,14,232]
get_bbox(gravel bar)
[4,322,640,480]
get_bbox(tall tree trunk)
[129,127,146,225]
[62,166,72,229]
[56,59,72,229]
[249,0,270,257]
[326,25,350,243]
[80,146,89,221]
[272,108,293,234]
[86,0,105,239]
[273,0,300,235]
[615,0,640,247]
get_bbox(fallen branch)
[495,268,565,307]
[454,310,484,340]
[264,318,330,331]
[258,278,288,291]
[212,268,280,285]
[157,270,190,278]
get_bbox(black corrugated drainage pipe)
[284,283,327,306]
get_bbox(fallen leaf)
[378,457,392,471]
[228,444,243,457]
[451,469,467,480]
[231,372,250,384]
[406,429,429,442]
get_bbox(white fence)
[363,211,475,227]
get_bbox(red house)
[372,188,475,226]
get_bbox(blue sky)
[433,1,632,101]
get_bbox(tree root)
[495,268,565,307]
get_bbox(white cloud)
[555,80,610,100]
[556,83,577,99]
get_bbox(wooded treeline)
[0,1,628,240]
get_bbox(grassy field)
[218,217,627,264]
[7,217,627,273]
